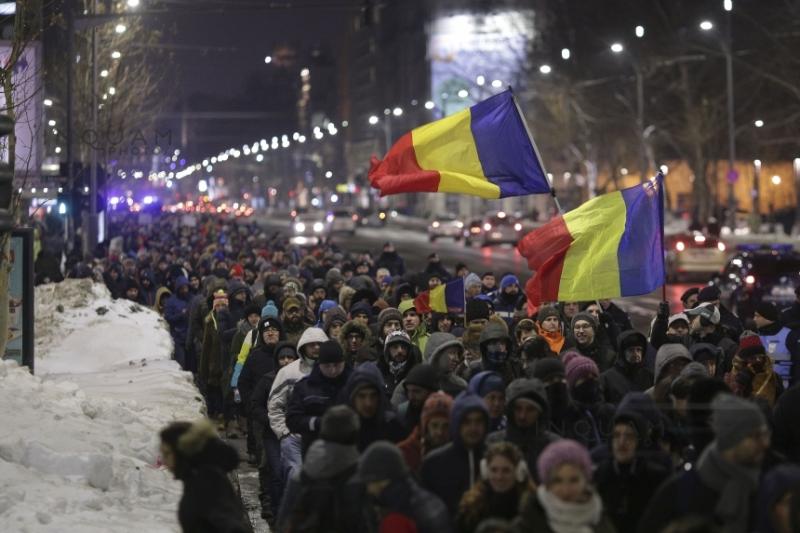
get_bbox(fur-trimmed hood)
[175,420,240,477]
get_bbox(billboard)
[428,9,535,116]
[0,40,43,178]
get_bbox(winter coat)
[164,277,191,344]
[594,458,670,533]
[376,250,406,276]
[421,393,488,515]
[174,423,249,533]
[375,476,453,533]
[514,489,617,533]
[286,363,353,454]
[560,401,616,450]
[343,362,404,451]
[570,339,617,373]
[487,379,560,480]
[154,286,172,315]
[423,332,469,395]
[249,369,277,434]
[198,309,234,389]
[237,343,276,411]
[469,321,523,384]
[456,483,532,533]
[772,383,800,462]
[600,361,654,405]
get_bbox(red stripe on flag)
[368,132,441,196]
[517,216,572,305]
[414,291,431,314]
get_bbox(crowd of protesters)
[41,212,800,533]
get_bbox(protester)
[600,330,653,404]
[568,312,617,372]
[467,371,507,432]
[398,391,453,476]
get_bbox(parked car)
[330,209,358,235]
[289,211,331,246]
[665,231,728,282]
[428,215,464,242]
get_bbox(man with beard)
[600,330,654,404]
[379,330,418,395]
[280,296,308,346]
[486,378,560,481]
[398,391,453,476]
[567,311,617,372]
[340,319,373,364]
[492,275,525,327]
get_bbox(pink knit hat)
[563,351,599,389]
[537,439,593,484]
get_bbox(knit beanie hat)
[357,441,409,483]
[325,268,344,285]
[465,273,482,289]
[711,393,767,451]
[324,306,347,331]
[500,274,520,290]
[318,340,345,364]
[244,303,261,318]
[320,405,360,445]
[571,312,597,332]
[754,302,779,323]
[275,343,298,360]
[532,358,566,382]
[537,440,593,485]
[466,299,491,322]
[404,363,439,392]
[385,330,412,349]
[563,351,599,389]
[212,289,228,308]
[697,285,721,303]
[378,307,403,331]
[261,300,279,319]
[738,332,767,360]
[468,371,505,397]
[421,391,454,430]
[537,306,561,324]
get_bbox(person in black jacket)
[286,340,352,454]
[159,420,250,533]
[600,330,653,404]
[249,341,298,521]
[344,361,404,451]
[560,351,615,450]
[378,330,418,394]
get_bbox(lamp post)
[611,42,648,182]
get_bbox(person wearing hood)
[468,320,523,384]
[639,394,771,533]
[600,330,654,404]
[376,241,406,276]
[154,285,172,316]
[229,301,279,391]
[531,358,570,435]
[594,409,670,533]
[398,299,430,355]
[276,406,375,533]
[486,378,560,479]
[159,420,250,533]
[648,343,693,405]
[421,391,489,515]
[165,276,193,370]
[754,301,799,386]
[138,269,157,306]
[344,361,403,450]
[358,441,452,533]
[535,306,566,355]
[349,300,373,327]
[104,262,126,299]
[724,333,784,407]
[430,311,456,334]
[268,326,327,483]
[756,464,800,533]
[199,290,235,428]
[286,340,352,454]
[560,352,615,449]
[226,279,253,325]
[566,312,617,372]
[420,331,468,398]
[457,442,536,533]
[314,298,338,328]
[468,371,507,433]
[691,342,723,378]
[187,276,227,374]
[398,391,453,476]
[123,277,141,303]
[492,275,525,328]
[392,363,439,436]
[322,305,347,341]
[371,307,403,354]
[340,318,375,364]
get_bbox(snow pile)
[0,280,206,532]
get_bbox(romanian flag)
[518,175,664,305]
[369,90,551,199]
[414,277,466,314]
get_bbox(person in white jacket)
[268,326,327,484]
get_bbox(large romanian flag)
[518,176,664,305]
[368,90,551,199]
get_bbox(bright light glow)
[48,119,56,126]
[300,68,310,77]
[772,175,782,185]
[295,222,306,232]
[694,234,707,243]
[311,198,321,207]
[256,154,264,162]
[58,203,66,215]
[724,0,733,12]
[539,64,552,74]
[660,164,669,175]
[325,171,333,178]
[610,43,624,53]
[126,0,140,6]
[497,211,506,218]
[754,119,764,128]
[342,120,349,127]
[745,275,755,285]
[313,222,324,233]
[699,20,714,31]
[330,194,339,203]
[55,146,62,154]
[424,101,435,110]
[432,221,440,228]
[514,223,522,231]
[620,167,629,175]
[491,79,503,88]
[100,69,108,77]
[197,179,208,193]
[142,195,154,205]
[392,107,403,116]
[458,89,469,98]
[754,159,762,167]
[264,55,272,64]
[111,50,121,59]
[718,242,726,252]
[211,156,217,163]
[0,2,15,15]
[561,48,571,60]
[109,87,116,95]
[44,98,53,106]
[483,222,492,231]
[635,25,645,38]
[368,115,379,125]
[476,75,485,86]
[115,24,127,34]
[676,241,685,252]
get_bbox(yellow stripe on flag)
[428,284,447,313]
[558,191,628,301]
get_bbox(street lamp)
[539,64,552,74]
[111,50,121,59]
[561,48,571,60]
[610,43,624,53]
[114,23,126,33]
[126,0,140,7]
[476,75,485,86]
[264,55,272,64]
[754,119,764,128]
[635,25,645,38]
[699,20,714,31]
[610,41,647,182]
[368,115,379,125]
[772,175,782,186]
[424,100,435,110]
[392,107,403,117]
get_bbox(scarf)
[537,324,565,353]
[536,485,603,533]
[695,442,760,533]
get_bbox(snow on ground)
[0,279,205,532]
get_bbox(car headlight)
[432,221,440,228]
[456,221,464,228]
[313,222,324,233]
[514,223,522,231]
[295,222,306,233]
[483,223,492,231]
[718,242,726,252]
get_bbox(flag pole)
[510,88,564,215]
[657,171,667,302]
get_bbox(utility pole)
[84,0,99,258]
[724,8,737,228]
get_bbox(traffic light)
[0,114,14,231]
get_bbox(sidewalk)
[225,436,270,533]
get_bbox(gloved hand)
[657,301,670,320]
[233,388,242,403]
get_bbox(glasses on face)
[574,324,592,331]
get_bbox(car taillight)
[745,275,755,285]
[352,214,359,221]
[676,241,685,252]
[717,242,726,252]
[483,223,492,231]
